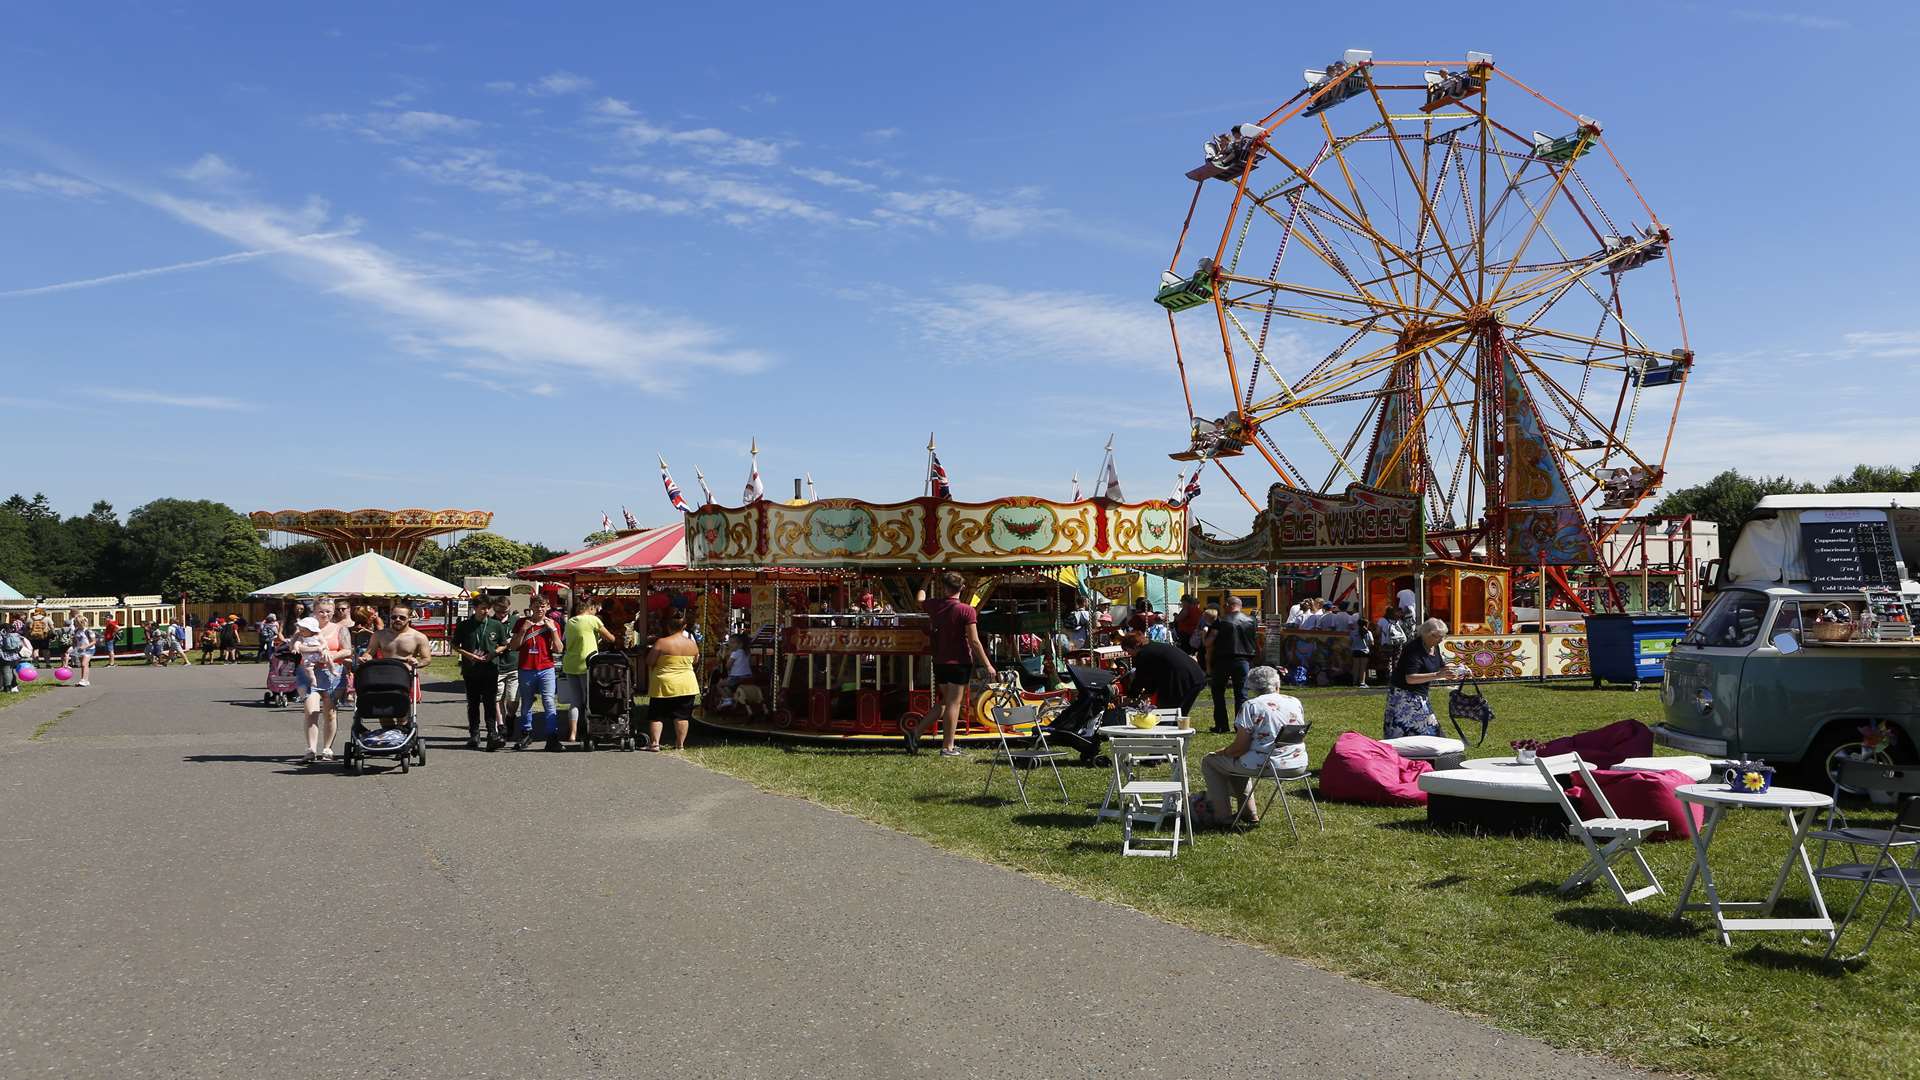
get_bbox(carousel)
[250,508,493,563]
[685,492,1188,742]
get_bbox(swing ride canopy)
[1160,50,1688,570]
[250,551,464,599]
[250,508,493,564]
[686,495,1187,569]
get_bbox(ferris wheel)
[1160,50,1690,569]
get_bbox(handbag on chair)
[1447,679,1493,746]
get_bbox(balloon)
[54,667,73,682]
[17,664,37,682]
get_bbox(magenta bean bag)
[1572,768,1704,840]
[1539,718,1654,770]
[1319,730,1433,806]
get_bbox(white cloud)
[530,71,593,96]
[872,188,1057,239]
[792,166,875,193]
[484,80,518,93]
[0,170,100,198]
[865,128,900,142]
[591,100,785,166]
[1731,10,1849,31]
[900,284,1173,370]
[139,190,767,390]
[175,153,246,185]
[1841,330,1920,358]
[91,388,250,410]
[318,109,480,144]
[398,150,696,215]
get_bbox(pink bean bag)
[1319,731,1433,806]
[1573,768,1704,841]
[1539,718,1653,770]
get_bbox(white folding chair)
[1536,752,1665,905]
[1818,761,1920,961]
[1231,722,1323,839]
[1109,736,1190,857]
[980,680,1069,808]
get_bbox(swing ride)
[1161,50,1691,611]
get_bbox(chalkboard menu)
[1801,510,1903,593]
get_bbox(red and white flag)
[1071,472,1082,501]
[659,458,690,513]
[621,505,639,529]
[694,469,715,507]
[1100,450,1126,502]
[600,512,613,531]
[742,440,764,503]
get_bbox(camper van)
[1656,494,1920,783]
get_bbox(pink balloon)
[54,667,73,682]
[17,665,37,682]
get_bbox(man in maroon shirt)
[919,571,995,757]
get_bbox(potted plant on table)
[1511,738,1542,765]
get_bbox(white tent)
[250,551,464,599]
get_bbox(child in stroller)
[343,657,426,774]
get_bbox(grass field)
[679,681,1917,1080]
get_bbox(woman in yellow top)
[646,610,701,750]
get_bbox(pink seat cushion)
[1320,731,1432,806]
[1573,768,1704,841]
[1540,718,1654,770]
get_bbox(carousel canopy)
[516,523,687,580]
[250,551,465,599]
[0,577,22,601]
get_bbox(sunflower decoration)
[1740,769,1769,793]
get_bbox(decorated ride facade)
[1190,483,1588,681]
[686,494,1187,740]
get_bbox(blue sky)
[2,2,1916,550]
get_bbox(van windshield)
[1682,590,1769,648]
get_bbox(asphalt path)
[0,663,1645,1079]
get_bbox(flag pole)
[925,432,936,498]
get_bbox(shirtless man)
[369,604,435,673]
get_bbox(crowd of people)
[1,606,115,689]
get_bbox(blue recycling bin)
[1582,613,1691,688]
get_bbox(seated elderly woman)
[1197,665,1307,825]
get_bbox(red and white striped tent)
[515,523,688,581]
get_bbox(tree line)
[0,494,564,602]
[1653,464,1920,546]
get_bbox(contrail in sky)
[0,231,348,298]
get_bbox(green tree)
[524,542,565,565]
[161,516,274,602]
[1823,464,1920,493]
[1203,566,1267,590]
[55,501,125,595]
[1653,470,1815,548]
[410,542,451,580]
[582,529,618,547]
[440,532,535,580]
[269,541,331,583]
[120,499,267,597]
[0,508,48,597]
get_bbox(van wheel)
[1804,724,1912,792]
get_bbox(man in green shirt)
[560,597,615,747]
[454,600,511,750]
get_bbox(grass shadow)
[1422,873,1468,890]
[1551,906,1700,939]
[1011,810,1097,829]
[1734,945,1851,977]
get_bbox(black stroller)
[343,658,424,775]
[1044,664,1121,764]
[579,651,638,751]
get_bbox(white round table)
[1461,755,1585,776]
[1672,782,1836,946]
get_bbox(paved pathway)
[0,664,1644,1078]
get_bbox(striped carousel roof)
[250,551,466,599]
[515,523,688,580]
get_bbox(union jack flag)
[928,450,952,500]
[621,505,639,529]
[1174,472,1202,507]
[660,461,690,513]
